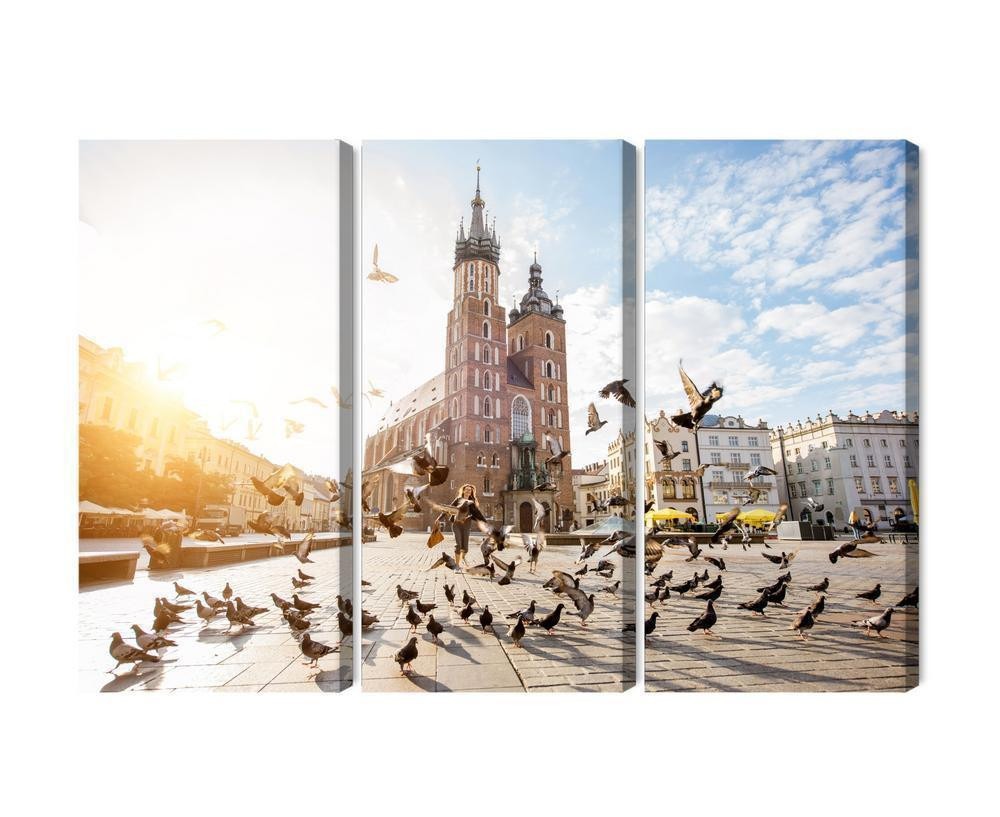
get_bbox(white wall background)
[1,1,995,815]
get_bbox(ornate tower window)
[484,345,491,364]
[484,396,493,418]
[483,298,491,316]
[517,334,525,352]
[484,371,492,390]
[545,361,554,378]
[512,396,530,438]
[468,264,475,292]
[545,331,554,349]
[482,321,490,339]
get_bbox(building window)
[483,299,491,316]
[484,371,492,390]
[511,396,530,438]
[863,439,871,448]
[517,334,525,352]
[730,453,741,464]
[728,435,739,447]
[867,455,876,467]
[903,455,912,468]
[477,452,485,466]
[899,439,907,447]
[708,435,719,446]
[750,452,761,466]
[681,441,689,452]
[682,459,692,471]
[821,441,828,449]
[545,361,554,378]
[484,397,493,418]
[483,477,491,494]
[810,460,819,472]
[748,436,759,447]
[711,470,724,484]
[888,477,900,494]
[880,439,888,448]
[468,264,474,291]
[483,321,490,339]
[849,454,858,467]
[796,462,803,474]
[884,455,893,467]
[824,457,831,469]
[871,477,883,494]
[846,439,853,447]
[544,331,554,349]
[710,452,721,464]
[789,483,797,498]
[827,478,835,495]
[855,476,865,494]
[483,346,491,364]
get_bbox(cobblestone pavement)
[644,536,918,691]
[79,547,351,692]
[362,533,635,692]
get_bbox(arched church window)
[483,321,490,339]
[484,397,493,418]
[545,361,554,378]
[484,371,492,390]
[484,345,491,364]
[511,396,530,438]
[545,331,554,349]
[483,299,491,317]
[517,335,525,352]
[468,264,475,292]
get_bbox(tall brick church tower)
[364,167,573,533]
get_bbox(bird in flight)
[670,361,723,429]
[585,402,607,435]
[368,244,398,283]
[203,319,227,336]
[599,379,636,408]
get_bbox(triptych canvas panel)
[78,139,917,693]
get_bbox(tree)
[79,424,150,508]
[148,458,232,514]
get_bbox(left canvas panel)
[78,141,354,692]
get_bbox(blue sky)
[363,140,629,465]
[645,140,916,430]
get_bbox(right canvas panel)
[643,140,919,691]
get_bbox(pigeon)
[250,476,286,506]
[173,581,195,598]
[462,589,477,607]
[368,243,398,282]
[507,601,536,623]
[234,597,266,618]
[654,439,681,466]
[195,599,221,624]
[896,588,919,608]
[360,610,379,629]
[695,583,723,602]
[466,562,496,581]
[687,600,718,636]
[405,482,431,513]
[808,578,830,593]
[222,582,233,601]
[476,521,514,552]
[202,590,226,610]
[670,578,696,595]
[670,361,723,429]
[284,609,311,632]
[543,570,579,595]
[479,605,494,632]
[108,633,160,674]
[300,633,338,668]
[744,465,778,482]
[544,434,570,467]
[856,583,882,603]
[757,573,791,594]
[129,625,175,652]
[459,602,476,623]
[644,611,659,637]
[645,587,661,604]
[224,601,257,632]
[292,576,309,589]
[791,606,816,640]
[585,402,607,435]
[533,603,565,634]
[599,379,636,408]
[158,598,191,614]
[298,569,314,581]
[703,556,726,571]
[739,591,770,616]
[809,595,826,618]
[388,436,449,486]
[426,614,444,642]
[767,583,788,606]
[395,637,419,674]
[574,563,589,577]
[652,570,674,587]
[152,610,177,632]
[602,581,621,595]
[712,507,740,544]
[405,605,423,632]
[684,541,702,562]
[853,607,893,637]
[411,599,436,616]
[508,615,526,647]
[337,612,353,641]
[375,504,408,538]
[271,593,292,612]
[336,595,353,617]
[295,533,315,564]
[397,585,419,605]
[829,541,878,563]
[292,594,320,613]
[430,551,460,571]
[443,584,457,605]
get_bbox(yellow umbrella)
[908,479,919,525]
[714,508,776,525]
[644,507,696,524]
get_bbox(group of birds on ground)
[637,361,917,646]
[372,526,631,675]
[108,533,348,677]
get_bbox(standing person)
[444,484,484,568]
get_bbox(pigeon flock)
[642,362,918,659]
[107,529,346,680]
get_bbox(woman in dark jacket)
[447,483,485,568]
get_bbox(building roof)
[376,372,446,432]
[506,358,533,390]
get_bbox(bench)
[79,551,139,584]
[180,535,350,568]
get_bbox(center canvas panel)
[361,141,636,692]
